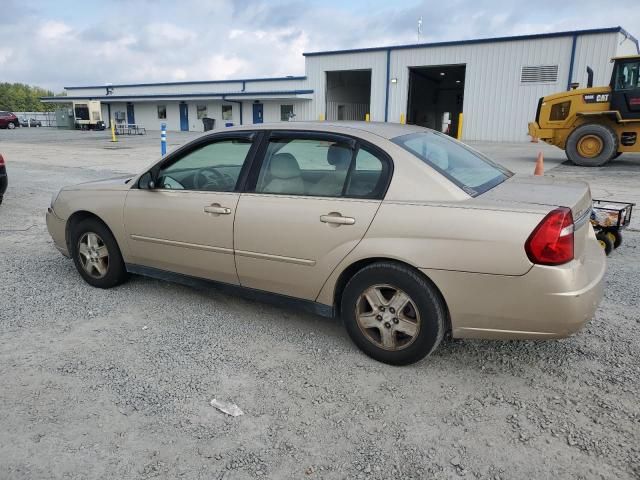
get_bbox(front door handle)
[320,212,356,225]
[203,204,231,215]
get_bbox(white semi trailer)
[73,101,105,130]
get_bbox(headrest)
[269,153,301,179]
[327,145,352,168]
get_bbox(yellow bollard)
[110,119,117,142]
[400,113,405,124]
[365,113,370,122]
[319,113,325,121]
[456,113,464,140]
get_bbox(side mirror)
[138,171,156,190]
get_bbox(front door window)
[158,139,252,192]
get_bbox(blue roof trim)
[303,27,635,56]
[64,76,307,90]
[41,90,314,101]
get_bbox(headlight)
[550,101,571,121]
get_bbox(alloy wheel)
[355,284,421,351]
[77,232,109,278]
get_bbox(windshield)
[392,131,512,196]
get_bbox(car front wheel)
[341,262,446,365]
[70,218,129,288]
[7,122,15,129]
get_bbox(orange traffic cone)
[534,152,544,176]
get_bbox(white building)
[42,26,638,142]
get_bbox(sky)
[2,0,639,91]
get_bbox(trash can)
[202,117,215,131]
[225,122,234,127]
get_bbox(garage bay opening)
[326,70,371,121]
[407,64,466,137]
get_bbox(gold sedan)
[46,122,605,365]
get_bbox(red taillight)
[0,154,5,166]
[525,207,574,266]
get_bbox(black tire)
[7,122,15,130]
[70,217,129,288]
[566,123,618,167]
[596,232,614,256]
[340,262,446,365]
[612,152,622,160]
[606,228,623,249]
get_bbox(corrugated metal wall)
[304,51,388,120]
[63,30,637,139]
[326,101,369,121]
[388,35,613,142]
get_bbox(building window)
[520,65,559,83]
[157,105,167,119]
[280,104,294,121]
[222,104,233,121]
[197,104,207,119]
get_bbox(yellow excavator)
[528,55,640,166]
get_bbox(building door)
[407,64,466,137]
[252,103,264,124]
[179,103,189,131]
[126,103,135,125]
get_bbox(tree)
[0,83,64,112]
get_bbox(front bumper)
[46,207,70,257]
[528,121,554,140]
[423,238,606,339]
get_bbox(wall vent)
[521,65,558,83]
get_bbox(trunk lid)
[480,175,592,220]
[478,175,593,261]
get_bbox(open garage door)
[407,65,465,137]
[326,70,371,121]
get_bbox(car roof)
[221,121,428,140]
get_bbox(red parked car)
[0,111,20,129]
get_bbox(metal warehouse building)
[43,26,638,142]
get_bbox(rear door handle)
[204,204,231,215]
[320,213,356,225]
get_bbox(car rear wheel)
[341,262,446,365]
[70,218,129,288]
[7,122,15,130]
[566,123,618,167]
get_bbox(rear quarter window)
[392,131,512,196]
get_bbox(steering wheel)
[194,167,232,190]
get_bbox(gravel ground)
[1,129,639,479]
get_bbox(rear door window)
[250,133,391,199]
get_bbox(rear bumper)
[423,238,606,339]
[46,207,70,257]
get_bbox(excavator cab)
[610,57,640,120]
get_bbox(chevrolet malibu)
[46,122,605,365]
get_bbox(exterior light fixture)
[440,72,445,76]
[390,77,398,84]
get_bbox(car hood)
[62,176,135,191]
